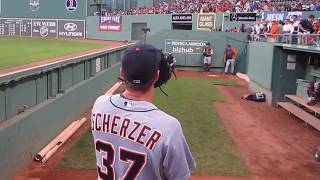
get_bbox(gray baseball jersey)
[91,94,196,180]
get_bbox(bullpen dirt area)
[14,71,320,180]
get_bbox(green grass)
[58,130,96,169]
[0,37,106,70]
[154,77,250,176]
[58,77,250,176]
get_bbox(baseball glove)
[154,52,172,88]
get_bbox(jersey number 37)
[96,140,147,180]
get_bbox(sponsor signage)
[165,39,207,54]
[0,18,85,38]
[30,0,40,12]
[172,14,192,22]
[32,19,57,37]
[229,13,256,21]
[99,16,122,31]
[262,11,302,21]
[197,13,215,31]
[58,20,84,38]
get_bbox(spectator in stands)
[299,14,316,34]
[269,21,279,41]
[291,15,300,29]
[278,21,284,42]
[283,18,294,43]
[283,18,294,34]
[315,17,320,34]
[105,0,319,16]
[315,1,320,11]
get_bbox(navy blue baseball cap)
[122,43,161,85]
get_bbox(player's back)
[91,94,195,180]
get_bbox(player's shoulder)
[94,94,110,104]
[92,94,111,110]
[153,110,182,130]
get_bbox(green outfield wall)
[146,30,248,72]
[86,14,172,41]
[86,13,231,41]
[0,45,127,180]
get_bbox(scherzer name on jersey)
[91,113,161,150]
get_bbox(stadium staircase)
[278,95,320,131]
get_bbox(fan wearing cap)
[91,43,196,180]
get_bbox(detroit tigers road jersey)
[91,94,196,180]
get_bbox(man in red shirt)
[224,45,238,74]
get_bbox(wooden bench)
[278,102,320,131]
[285,95,320,117]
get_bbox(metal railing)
[249,33,320,47]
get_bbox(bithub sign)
[165,39,207,54]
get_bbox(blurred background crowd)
[245,14,320,45]
[107,0,320,16]
[103,0,320,46]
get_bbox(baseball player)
[203,42,213,72]
[91,43,196,180]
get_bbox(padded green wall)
[0,0,86,19]
[247,42,275,90]
[147,30,248,72]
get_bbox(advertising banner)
[58,20,85,38]
[197,13,215,31]
[165,39,207,54]
[32,19,58,37]
[262,11,302,21]
[0,18,85,38]
[229,12,256,21]
[99,16,122,31]
[172,14,192,22]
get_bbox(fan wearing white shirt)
[283,19,294,33]
[283,19,294,43]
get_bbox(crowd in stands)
[248,14,320,45]
[104,0,320,46]
[107,0,320,16]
